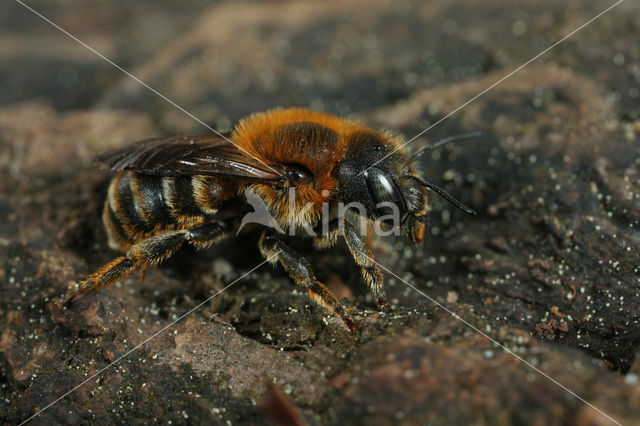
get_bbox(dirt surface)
[1,0,639,424]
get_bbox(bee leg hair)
[67,221,231,300]
[314,219,389,311]
[258,229,358,332]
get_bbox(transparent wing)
[94,134,281,181]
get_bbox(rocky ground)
[1,0,639,424]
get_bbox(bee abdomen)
[104,172,227,250]
[191,176,225,216]
[130,173,173,227]
[103,198,133,250]
[162,176,209,221]
[107,171,153,240]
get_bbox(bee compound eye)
[364,167,407,216]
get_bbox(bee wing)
[94,134,281,180]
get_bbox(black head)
[336,130,474,242]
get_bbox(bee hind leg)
[258,230,358,332]
[66,221,231,301]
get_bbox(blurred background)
[2,0,638,129]
[1,0,640,424]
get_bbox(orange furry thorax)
[231,108,363,173]
[231,109,365,227]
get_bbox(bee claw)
[57,292,77,308]
[377,297,391,313]
[53,295,68,308]
[54,280,87,308]
[341,314,362,333]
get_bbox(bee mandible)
[70,108,475,331]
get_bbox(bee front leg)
[316,219,389,311]
[258,230,357,332]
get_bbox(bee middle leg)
[258,230,357,332]
[67,221,231,300]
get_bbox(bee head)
[336,130,475,243]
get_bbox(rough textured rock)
[1,0,639,424]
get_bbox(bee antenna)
[411,131,482,161]
[414,177,476,216]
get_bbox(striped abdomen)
[103,171,230,251]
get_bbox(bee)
[69,108,475,331]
